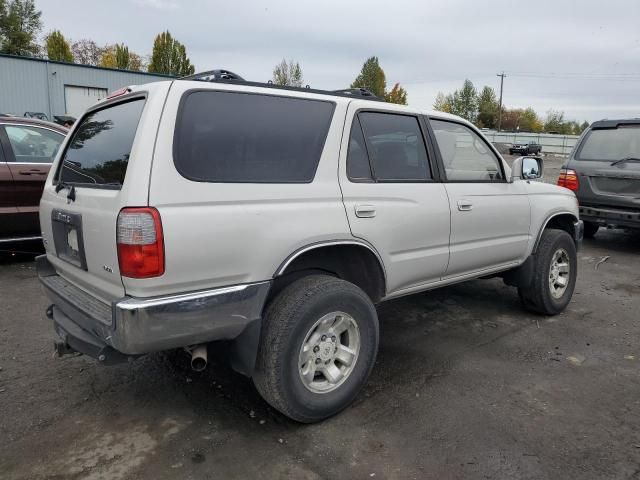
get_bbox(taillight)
[117,207,164,278]
[557,168,579,191]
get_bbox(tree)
[519,107,543,132]
[433,92,453,113]
[0,0,42,56]
[272,58,303,87]
[450,79,477,122]
[71,39,102,66]
[476,86,498,129]
[148,30,194,76]
[128,52,145,72]
[579,121,590,133]
[45,30,72,62]
[385,83,408,105]
[544,109,565,133]
[351,56,386,98]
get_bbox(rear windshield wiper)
[611,157,640,166]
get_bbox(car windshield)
[577,125,640,161]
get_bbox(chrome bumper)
[36,255,271,358]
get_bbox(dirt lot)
[1,155,639,479]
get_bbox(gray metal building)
[0,53,173,120]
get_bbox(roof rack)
[179,69,385,102]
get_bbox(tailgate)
[40,83,171,303]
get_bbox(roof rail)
[178,69,385,102]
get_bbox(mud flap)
[228,318,262,377]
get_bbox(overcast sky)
[39,0,640,122]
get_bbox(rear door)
[429,118,530,278]
[40,83,171,303]
[339,104,451,295]
[570,124,640,210]
[0,123,64,236]
[0,136,19,238]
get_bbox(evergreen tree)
[148,30,194,76]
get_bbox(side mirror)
[511,156,543,182]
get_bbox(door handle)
[457,200,473,211]
[355,204,376,218]
[18,169,46,175]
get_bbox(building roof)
[0,52,175,78]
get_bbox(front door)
[429,119,530,278]
[339,105,451,295]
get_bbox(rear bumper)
[579,205,640,228]
[36,255,271,361]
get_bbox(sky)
[37,0,640,122]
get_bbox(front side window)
[174,91,335,183]
[5,125,64,163]
[58,98,145,187]
[354,112,431,182]
[577,126,640,161]
[431,120,504,182]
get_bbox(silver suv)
[37,73,583,422]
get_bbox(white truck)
[37,71,583,422]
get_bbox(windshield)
[577,125,640,161]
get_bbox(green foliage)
[445,79,478,122]
[148,30,194,76]
[45,29,72,62]
[272,58,303,87]
[351,56,386,98]
[0,0,42,56]
[519,107,543,132]
[580,121,590,133]
[385,83,408,105]
[351,56,408,104]
[115,43,130,69]
[543,109,565,133]
[476,86,498,129]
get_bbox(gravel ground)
[1,155,639,480]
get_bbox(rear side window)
[577,126,640,161]
[174,91,335,183]
[348,112,431,182]
[58,98,145,188]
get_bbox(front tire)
[518,229,577,315]
[253,275,379,423]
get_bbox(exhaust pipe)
[190,344,208,372]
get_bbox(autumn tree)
[148,30,194,76]
[519,107,543,132]
[433,92,453,113]
[351,56,386,98]
[385,83,408,105]
[45,29,72,62]
[0,0,41,56]
[71,39,102,66]
[272,58,303,87]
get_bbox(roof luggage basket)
[181,69,245,82]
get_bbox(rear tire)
[518,229,577,315]
[253,275,379,423]
[583,221,600,239]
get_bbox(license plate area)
[51,209,87,270]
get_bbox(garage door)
[64,85,108,117]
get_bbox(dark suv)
[0,117,67,243]
[559,119,640,237]
[509,142,542,156]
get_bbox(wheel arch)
[533,211,579,253]
[273,240,387,304]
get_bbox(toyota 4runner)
[37,71,583,422]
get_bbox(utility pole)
[497,72,506,131]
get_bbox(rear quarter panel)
[136,82,353,298]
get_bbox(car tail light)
[557,169,579,191]
[117,207,164,278]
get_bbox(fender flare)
[533,211,579,253]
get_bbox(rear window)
[577,125,640,161]
[58,98,145,188]
[174,91,335,183]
